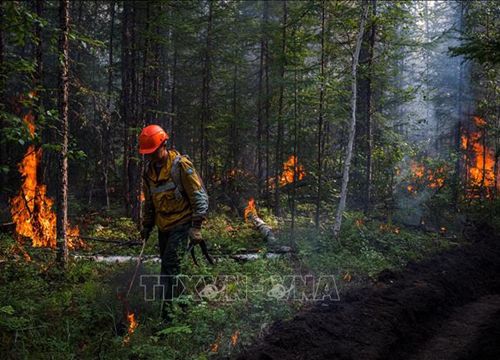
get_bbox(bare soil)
[237,223,500,360]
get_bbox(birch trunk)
[333,3,369,239]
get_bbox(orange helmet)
[138,125,169,154]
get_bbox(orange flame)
[231,330,240,346]
[379,224,400,234]
[473,116,486,127]
[408,161,446,191]
[279,155,305,187]
[410,162,425,178]
[244,198,257,222]
[461,117,499,197]
[355,218,364,227]
[123,311,138,345]
[210,334,221,352]
[9,112,85,250]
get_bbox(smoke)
[402,0,468,150]
[394,0,469,227]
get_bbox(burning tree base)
[246,213,277,243]
[243,198,276,243]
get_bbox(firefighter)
[138,124,208,319]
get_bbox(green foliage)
[297,211,455,279]
[449,36,500,65]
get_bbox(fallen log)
[73,247,293,263]
[246,213,276,243]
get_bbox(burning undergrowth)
[394,114,499,230]
[461,116,499,198]
[395,156,453,228]
[9,111,86,252]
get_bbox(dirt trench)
[237,224,500,360]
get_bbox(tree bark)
[230,60,238,170]
[170,44,177,148]
[256,1,266,195]
[200,1,213,180]
[0,0,4,191]
[363,0,376,213]
[0,0,3,93]
[274,0,287,217]
[315,0,325,228]
[291,69,299,238]
[57,0,70,265]
[103,0,115,211]
[121,0,131,216]
[333,3,369,239]
[453,1,465,207]
[264,1,271,206]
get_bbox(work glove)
[189,217,204,244]
[140,227,152,242]
[188,227,203,245]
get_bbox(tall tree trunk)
[362,0,376,213]
[453,1,465,207]
[200,1,213,180]
[264,1,271,207]
[333,3,369,239]
[121,0,131,216]
[170,43,177,148]
[315,0,325,228]
[0,0,3,95]
[291,69,298,237]
[129,3,140,222]
[34,0,43,91]
[103,0,115,211]
[0,0,5,190]
[57,0,70,265]
[30,0,44,242]
[256,1,267,194]
[274,0,287,217]
[230,60,238,169]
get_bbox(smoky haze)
[395,0,469,227]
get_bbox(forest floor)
[1,208,495,359]
[237,222,500,360]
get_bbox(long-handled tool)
[126,238,148,298]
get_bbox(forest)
[0,0,499,359]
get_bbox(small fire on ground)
[9,112,86,250]
[123,311,138,345]
[244,198,258,222]
[210,333,222,352]
[231,330,240,346]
